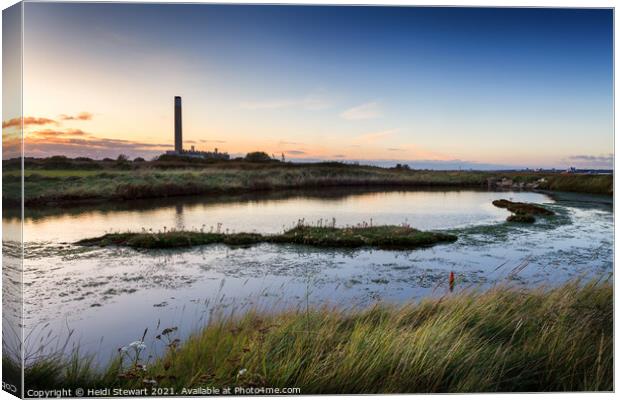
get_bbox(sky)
[3,4,614,169]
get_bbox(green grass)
[3,162,612,206]
[537,174,614,195]
[75,225,458,250]
[10,279,613,393]
[2,169,117,178]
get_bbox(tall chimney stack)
[174,96,182,153]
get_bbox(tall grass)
[13,279,613,393]
[539,174,613,195]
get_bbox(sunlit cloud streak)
[22,135,171,159]
[59,112,93,121]
[2,116,57,129]
[340,101,382,120]
[31,128,89,138]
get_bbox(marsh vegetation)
[76,224,458,250]
[11,279,613,393]
[3,157,613,206]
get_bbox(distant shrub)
[42,155,73,169]
[244,151,273,162]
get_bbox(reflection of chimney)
[174,96,182,153]
[175,204,184,230]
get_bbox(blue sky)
[11,4,614,169]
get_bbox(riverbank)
[76,225,458,250]
[2,160,613,206]
[14,278,612,393]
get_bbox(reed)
[11,278,612,393]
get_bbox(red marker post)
[449,271,455,292]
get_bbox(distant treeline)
[2,155,614,175]
[2,152,289,171]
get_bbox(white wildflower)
[128,341,146,350]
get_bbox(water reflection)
[7,187,553,243]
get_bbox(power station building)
[174,96,183,153]
[166,96,230,160]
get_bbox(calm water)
[4,188,613,364]
[10,188,548,242]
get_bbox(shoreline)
[3,163,613,208]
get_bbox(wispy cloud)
[332,154,347,158]
[567,154,613,163]
[355,128,399,142]
[240,91,330,111]
[387,147,405,151]
[22,132,171,159]
[4,112,162,159]
[199,139,227,144]
[564,153,613,168]
[31,129,89,138]
[2,116,57,129]
[285,150,306,155]
[59,112,93,121]
[3,113,93,130]
[30,137,169,149]
[340,101,382,120]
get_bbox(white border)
[0,1,616,400]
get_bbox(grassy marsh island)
[492,199,555,223]
[2,156,613,206]
[76,225,458,250]
[15,279,612,393]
